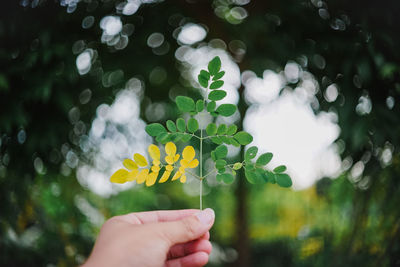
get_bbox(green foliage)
[205,123,216,136]
[245,146,258,162]
[208,90,226,101]
[208,56,221,75]
[216,173,234,184]
[216,104,236,116]
[217,124,227,135]
[166,120,177,132]
[187,118,199,133]
[234,131,253,145]
[145,123,167,137]
[212,71,225,81]
[273,165,287,173]
[176,96,195,112]
[214,144,228,159]
[226,124,238,135]
[206,101,216,112]
[256,153,273,166]
[275,173,292,187]
[198,70,210,88]
[2,1,400,266]
[209,80,224,89]
[176,118,186,132]
[196,100,204,112]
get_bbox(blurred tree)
[0,0,399,266]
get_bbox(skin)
[82,208,215,267]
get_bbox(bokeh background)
[1,0,400,266]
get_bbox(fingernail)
[195,208,215,225]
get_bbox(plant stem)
[200,127,203,210]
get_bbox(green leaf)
[174,132,185,142]
[208,56,221,75]
[215,159,227,169]
[187,118,199,133]
[176,118,186,132]
[233,162,243,170]
[215,145,228,159]
[216,104,236,117]
[217,167,226,174]
[217,124,227,135]
[206,123,217,136]
[226,125,237,135]
[196,100,205,112]
[211,136,223,144]
[156,132,169,143]
[198,75,208,88]
[206,101,216,112]
[200,70,210,79]
[234,131,253,145]
[275,173,292,187]
[217,173,234,184]
[211,111,218,117]
[176,96,195,112]
[245,146,258,162]
[256,153,273,166]
[181,133,192,142]
[265,171,276,184]
[209,80,224,90]
[198,70,210,88]
[145,123,167,137]
[221,136,231,145]
[166,120,176,132]
[229,138,240,147]
[213,71,225,81]
[208,90,227,101]
[274,165,287,173]
[211,151,217,161]
[245,169,265,184]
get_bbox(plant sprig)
[110,56,292,209]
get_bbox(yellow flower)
[159,142,180,183]
[171,146,199,183]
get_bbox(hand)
[82,208,215,267]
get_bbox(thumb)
[158,208,215,245]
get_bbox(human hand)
[82,208,215,267]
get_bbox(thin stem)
[200,127,203,210]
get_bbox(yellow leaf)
[181,159,190,168]
[171,170,182,181]
[110,169,129,184]
[148,144,160,160]
[152,159,161,166]
[188,159,199,168]
[166,165,174,171]
[123,159,138,170]
[165,155,174,165]
[159,170,171,183]
[180,175,186,183]
[134,153,148,167]
[126,169,139,181]
[165,142,176,156]
[151,165,161,172]
[146,172,158,186]
[137,169,149,184]
[182,146,195,161]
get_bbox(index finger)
[115,209,200,225]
